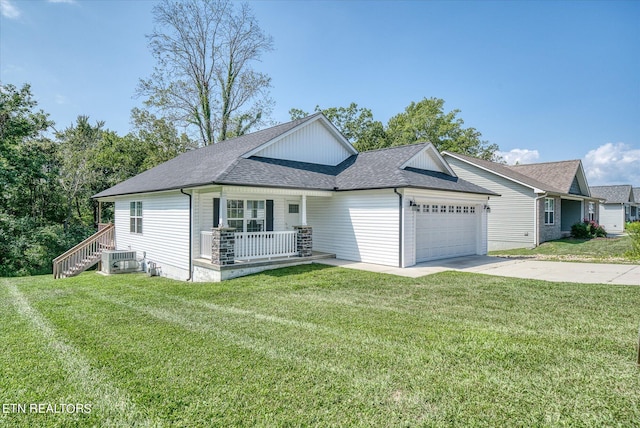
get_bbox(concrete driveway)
[316,256,640,285]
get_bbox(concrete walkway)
[315,255,640,285]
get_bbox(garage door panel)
[415,202,478,262]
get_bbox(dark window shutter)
[266,200,274,231]
[213,198,220,227]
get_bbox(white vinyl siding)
[252,120,352,166]
[115,191,190,280]
[307,190,399,266]
[446,156,535,251]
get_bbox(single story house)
[72,113,497,281]
[590,185,638,233]
[442,152,599,250]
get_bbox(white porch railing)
[200,230,298,260]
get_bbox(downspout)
[534,193,547,247]
[393,188,403,268]
[180,189,192,281]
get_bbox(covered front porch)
[190,185,333,280]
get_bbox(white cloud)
[0,0,20,19]
[583,142,640,185]
[496,148,540,165]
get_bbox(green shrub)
[571,222,590,239]
[571,220,607,240]
[627,222,640,257]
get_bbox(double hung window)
[544,198,555,225]
[130,201,143,234]
[227,199,265,232]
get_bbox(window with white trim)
[423,204,429,213]
[588,202,595,221]
[129,201,143,234]
[246,200,265,232]
[227,199,265,232]
[544,198,555,225]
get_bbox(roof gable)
[243,114,357,166]
[400,143,456,176]
[509,160,590,196]
[93,114,321,198]
[443,151,552,193]
[590,185,633,203]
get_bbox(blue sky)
[1,0,639,185]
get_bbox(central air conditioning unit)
[101,250,139,274]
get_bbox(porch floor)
[193,251,336,272]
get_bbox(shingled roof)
[590,185,634,204]
[94,115,495,199]
[93,114,324,198]
[509,160,584,195]
[442,152,567,193]
[443,152,595,197]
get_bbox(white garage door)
[416,203,479,262]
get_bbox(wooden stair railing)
[52,223,115,279]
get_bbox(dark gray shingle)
[590,185,633,203]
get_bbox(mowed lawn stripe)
[4,267,640,426]
[2,279,160,428]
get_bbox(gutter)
[534,193,547,247]
[393,188,403,268]
[180,189,193,281]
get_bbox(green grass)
[490,235,637,263]
[2,266,640,427]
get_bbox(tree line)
[0,83,196,276]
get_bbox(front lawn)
[2,266,639,427]
[490,235,637,263]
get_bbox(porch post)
[211,227,235,266]
[301,195,307,226]
[294,225,312,257]
[219,193,228,227]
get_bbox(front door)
[285,200,300,230]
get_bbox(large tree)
[386,98,499,160]
[137,0,273,146]
[55,116,105,226]
[130,107,196,168]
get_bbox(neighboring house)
[442,152,599,250]
[590,185,638,233]
[61,113,496,281]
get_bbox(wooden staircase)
[53,223,115,279]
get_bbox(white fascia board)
[221,185,332,197]
[404,188,490,203]
[575,162,591,197]
[96,188,186,202]
[444,151,543,194]
[241,114,358,159]
[401,143,457,176]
